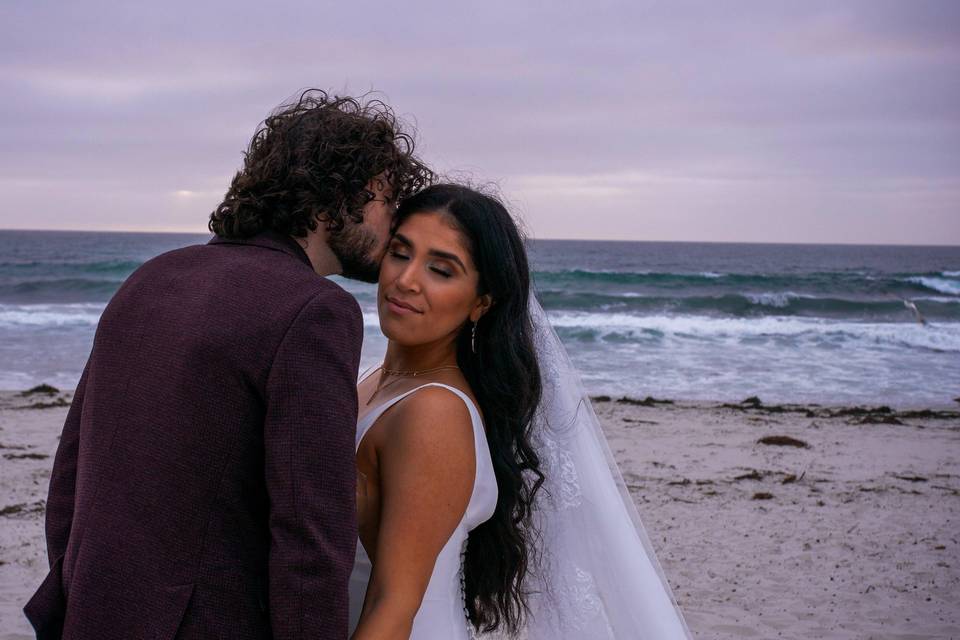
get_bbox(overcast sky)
[1,0,958,244]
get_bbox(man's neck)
[295,226,342,277]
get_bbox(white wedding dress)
[348,297,693,639]
[347,381,498,639]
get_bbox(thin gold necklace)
[366,364,460,405]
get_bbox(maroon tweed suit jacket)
[24,232,363,639]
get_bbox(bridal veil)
[500,296,693,639]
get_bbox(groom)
[24,91,431,639]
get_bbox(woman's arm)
[351,387,477,640]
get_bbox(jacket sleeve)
[45,361,89,566]
[264,287,363,638]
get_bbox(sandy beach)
[1,387,958,639]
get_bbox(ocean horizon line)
[1,227,958,249]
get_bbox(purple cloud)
[0,0,957,242]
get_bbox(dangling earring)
[471,321,477,354]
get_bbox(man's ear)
[315,211,337,232]
[470,294,494,323]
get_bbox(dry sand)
[1,388,958,639]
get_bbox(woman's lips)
[385,296,421,315]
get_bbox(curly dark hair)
[209,89,433,238]
[393,184,545,635]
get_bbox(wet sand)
[1,388,958,639]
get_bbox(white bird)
[902,299,928,325]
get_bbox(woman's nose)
[395,263,420,293]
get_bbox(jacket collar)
[208,231,314,270]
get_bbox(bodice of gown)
[348,382,498,639]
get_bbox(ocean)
[1,230,958,408]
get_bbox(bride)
[348,184,693,639]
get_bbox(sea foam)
[905,277,960,296]
[0,303,105,328]
[546,311,960,352]
[744,291,811,308]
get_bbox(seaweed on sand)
[757,435,810,448]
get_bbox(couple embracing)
[24,91,693,639]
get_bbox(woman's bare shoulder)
[378,385,476,456]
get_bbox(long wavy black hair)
[209,89,433,238]
[393,184,544,634]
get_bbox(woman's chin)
[378,322,414,346]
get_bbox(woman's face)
[377,211,490,348]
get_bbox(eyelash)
[388,250,453,278]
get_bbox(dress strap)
[357,363,381,384]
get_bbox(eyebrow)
[393,233,468,273]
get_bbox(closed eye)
[430,266,452,278]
